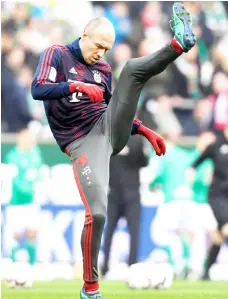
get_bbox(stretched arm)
[32,45,104,102]
[192,143,215,168]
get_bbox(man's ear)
[81,31,88,39]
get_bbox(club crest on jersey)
[93,70,101,83]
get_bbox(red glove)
[132,119,166,156]
[69,82,103,103]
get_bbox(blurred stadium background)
[1,0,228,286]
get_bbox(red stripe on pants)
[72,163,93,282]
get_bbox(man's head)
[79,17,115,64]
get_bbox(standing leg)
[124,189,141,266]
[102,188,122,276]
[188,203,219,278]
[25,231,37,266]
[65,117,112,296]
[202,196,228,279]
[152,201,184,273]
[25,204,40,267]
[202,243,222,280]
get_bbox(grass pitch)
[2,279,228,299]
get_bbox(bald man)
[32,3,196,298]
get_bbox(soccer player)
[149,134,198,276]
[4,128,42,287]
[31,3,195,298]
[188,125,228,280]
[185,132,220,279]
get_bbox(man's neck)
[78,38,84,58]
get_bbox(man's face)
[81,31,114,64]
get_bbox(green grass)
[1,280,228,299]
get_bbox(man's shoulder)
[44,44,68,54]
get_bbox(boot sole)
[173,2,196,50]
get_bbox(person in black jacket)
[101,135,148,276]
[1,48,33,133]
[188,124,228,279]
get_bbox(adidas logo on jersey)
[69,67,77,74]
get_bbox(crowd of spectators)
[2,1,228,138]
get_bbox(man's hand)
[131,119,166,156]
[143,129,166,156]
[69,82,103,103]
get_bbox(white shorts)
[193,202,218,232]
[151,200,218,246]
[152,199,199,233]
[5,204,40,234]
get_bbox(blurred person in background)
[1,24,14,59]
[137,38,170,100]
[183,2,214,73]
[135,38,171,133]
[185,131,220,279]
[140,1,169,47]
[207,72,228,134]
[199,2,228,38]
[124,4,145,54]
[104,2,132,45]
[2,3,41,72]
[149,134,197,276]
[187,124,228,280]
[183,2,227,95]
[49,0,94,37]
[167,45,205,135]
[213,33,228,74]
[111,42,132,85]
[31,3,196,297]
[152,95,183,137]
[184,2,214,52]
[101,135,148,277]
[1,47,34,132]
[47,26,65,46]
[1,25,14,131]
[3,3,29,32]
[17,65,47,126]
[183,100,210,136]
[168,45,201,101]
[16,16,49,70]
[4,128,43,287]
